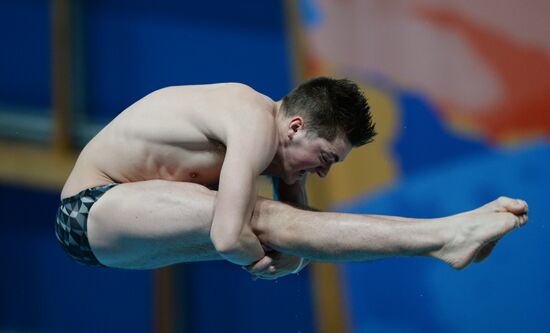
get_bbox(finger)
[250,264,282,279]
[244,256,273,273]
[253,265,277,277]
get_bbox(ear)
[287,117,304,140]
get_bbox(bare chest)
[132,138,225,186]
[150,142,225,186]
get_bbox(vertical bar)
[71,0,87,131]
[154,267,175,333]
[284,0,307,83]
[310,263,350,333]
[51,0,71,154]
[53,2,176,330]
[284,1,350,333]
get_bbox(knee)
[250,198,302,247]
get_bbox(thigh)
[87,180,221,269]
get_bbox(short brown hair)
[281,77,376,147]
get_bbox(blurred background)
[1,0,548,332]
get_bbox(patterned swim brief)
[55,184,117,267]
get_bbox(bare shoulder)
[206,82,275,115]
[221,82,273,103]
[156,82,273,106]
[222,83,277,136]
[118,82,276,139]
[175,83,277,139]
[213,83,278,169]
[158,82,278,159]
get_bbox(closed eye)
[320,152,333,166]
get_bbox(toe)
[520,200,529,213]
[515,199,529,214]
[519,213,528,227]
[496,197,527,214]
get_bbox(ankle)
[424,217,454,258]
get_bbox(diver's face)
[282,128,352,184]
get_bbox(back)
[61,83,276,198]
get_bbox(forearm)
[211,223,265,265]
[213,152,268,265]
[275,177,316,210]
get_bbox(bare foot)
[472,197,528,263]
[429,197,528,270]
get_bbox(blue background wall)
[0,0,51,109]
[83,0,293,123]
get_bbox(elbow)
[214,240,238,256]
[210,231,240,255]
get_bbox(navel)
[189,172,198,179]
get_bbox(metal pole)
[51,0,72,155]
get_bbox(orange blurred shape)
[416,6,550,143]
